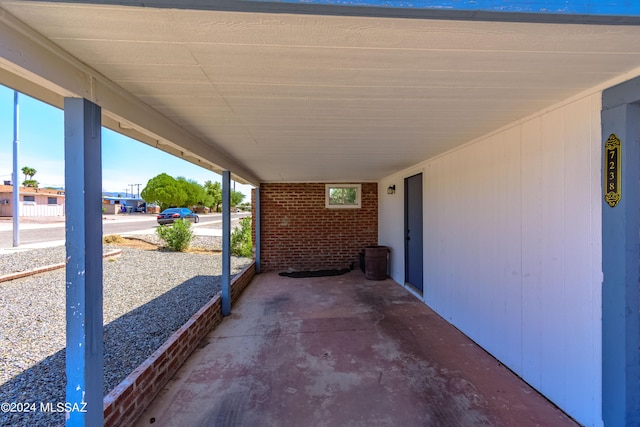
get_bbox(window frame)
[47,197,58,205]
[325,184,361,209]
[22,195,35,203]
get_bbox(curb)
[0,249,123,283]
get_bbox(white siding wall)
[379,93,602,427]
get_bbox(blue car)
[156,208,199,225]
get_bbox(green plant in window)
[329,187,357,205]
[329,188,344,205]
[343,188,357,204]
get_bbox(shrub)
[231,217,252,258]
[156,219,194,252]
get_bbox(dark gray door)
[405,173,423,291]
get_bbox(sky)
[0,84,253,199]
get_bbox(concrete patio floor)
[135,271,578,427]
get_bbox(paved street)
[0,212,250,253]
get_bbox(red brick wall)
[254,183,378,272]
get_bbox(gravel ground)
[0,234,224,276]
[0,235,251,427]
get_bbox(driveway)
[136,271,578,427]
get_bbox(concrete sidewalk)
[136,271,578,427]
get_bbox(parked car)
[156,208,199,225]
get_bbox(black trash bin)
[363,245,389,280]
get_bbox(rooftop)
[0,185,64,195]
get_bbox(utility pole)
[128,183,141,198]
[12,91,19,247]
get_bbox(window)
[325,184,361,209]
[23,195,35,202]
[48,197,57,205]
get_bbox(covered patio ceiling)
[1,1,640,185]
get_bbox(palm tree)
[21,166,38,188]
[21,166,36,180]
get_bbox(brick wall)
[104,262,256,427]
[253,183,378,272]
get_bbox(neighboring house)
[101,196,147,214]
[0,184,65,217]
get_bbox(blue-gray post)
[12,91,19,247]
[601,102,640,427]
[64,98,104,427]
[222,170,231,316]
[255,186,261,273]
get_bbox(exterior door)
[405,173,423,291]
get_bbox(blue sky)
[0,85,253,199]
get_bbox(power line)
[127,183,142,198]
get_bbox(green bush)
[156,219,194,252]
[231,217,252,258]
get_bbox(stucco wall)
[257,183,378,272]
[379,94,602,427]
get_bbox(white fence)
[19,202,65,217]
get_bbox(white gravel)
[0,236,251,427]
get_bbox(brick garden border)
[103,261,256,426]
[0,249,122,283]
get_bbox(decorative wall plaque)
[604,134,621,208]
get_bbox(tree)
[21,166,38,188]
[141,173,215,211]
[21,166,36,181]
[195,184,214,208]
[204,180,222,212]
[203,181,245,211]
[176,177,211,208]
[140,173,184,211]
[230,190,245,207]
